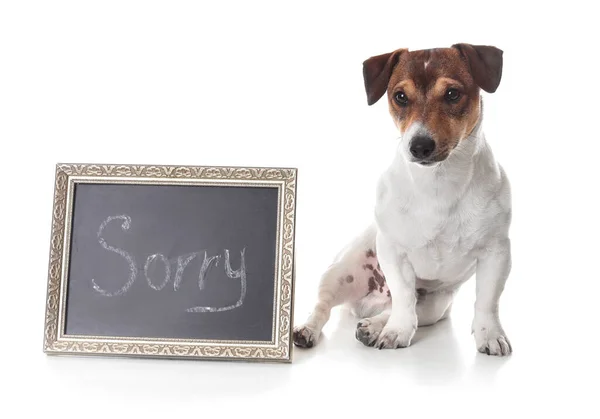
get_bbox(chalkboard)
[66,182,278,341]
[44,164,297,362]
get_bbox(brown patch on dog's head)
[363,44,503,164]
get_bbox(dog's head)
[363,44,503,166]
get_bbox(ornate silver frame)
[43,163,297,362]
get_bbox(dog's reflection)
[293,307,510,385]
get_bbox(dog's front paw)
[293,325,320,348]
[473,318,512,356]
[475,331,512,356]
[374,322,416,349]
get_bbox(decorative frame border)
[43,163,297,362]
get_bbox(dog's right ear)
[363,49,406,106]
[452,43,503,93]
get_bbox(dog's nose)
[409,136,436,160]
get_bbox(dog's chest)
[375,180,488,280]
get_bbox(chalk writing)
[144,254,170,291]
[198,252,221,291]
[92,215,137,297]
[91,215,247,312]
[173,252,199,291]
[187,248,246,313]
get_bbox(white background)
[1,1,599,417]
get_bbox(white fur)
[294,109,512,356]
[374,113,512,353]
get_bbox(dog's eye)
[445,88,461,102]
[394,91,409,106]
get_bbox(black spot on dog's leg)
[368,277,377,292]
[373,268,386,290]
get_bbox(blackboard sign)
[43,164,297,362]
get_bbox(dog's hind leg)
[355,298,392,347]
[293,225,377,348]
[416,290,455,326]
[355,290,454,347]
[292,264,359,348]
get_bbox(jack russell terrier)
[293,43,512,356]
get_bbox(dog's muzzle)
[409,135,436,165]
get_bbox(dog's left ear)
[363,49,406,106]
[452,44,503,93]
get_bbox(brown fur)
[368,276,377,292]
[372,268,385,292]
[363,44,503,162]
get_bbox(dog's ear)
[363,49,406,106]
[452,44,503,93]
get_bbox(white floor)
[5,259,596,418]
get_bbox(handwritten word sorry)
[91,215,247,313]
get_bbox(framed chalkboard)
[43,163,297,362]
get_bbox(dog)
[293,43,512,356]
